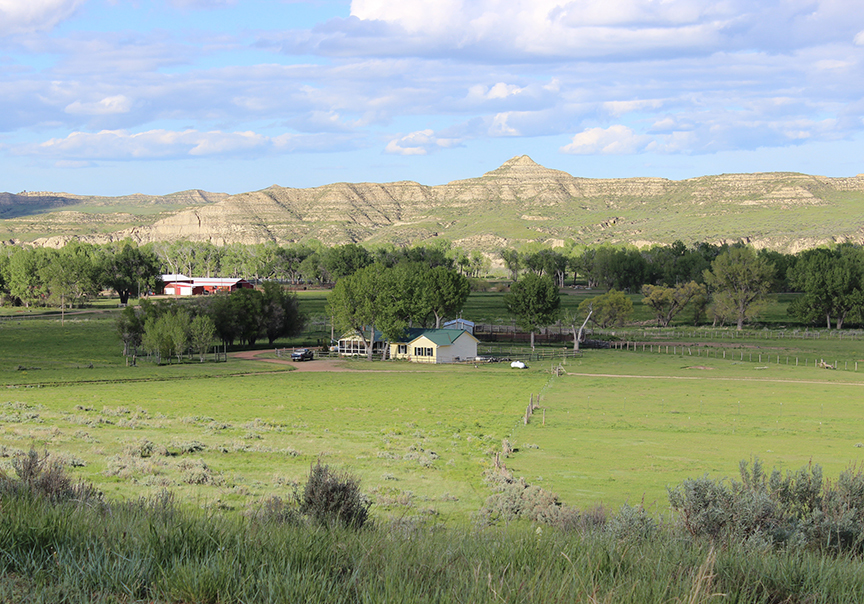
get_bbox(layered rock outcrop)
[2,156,863,252]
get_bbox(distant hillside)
[3,156,864,252]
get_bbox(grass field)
[2,292,864,522]
[506,351,864,511]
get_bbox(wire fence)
[591,327,863,341]
[607,340,861,372]
[477,343,582,362]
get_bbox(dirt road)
[230,350,358,372]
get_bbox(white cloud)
[64,95,133,116]
[0,0,85,35]
[560,125,651,154]
[340,0,864,60]
[603,99,664,117]
[468,82,526,101]
[384,129,461,155]
[346,0,733,58]
[23,129,274,160]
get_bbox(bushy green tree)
[261,281,306,344]
[117,304,145,356]
[703,247,775,331]
[419,266,471,328]
[323,244,372,281]
[100,241,162,305]
[327,264,397,360]
[787,246,864,329]
[499,248,521,281]
[578,289,633,328]
[504,273,560,350]
[142,308,190,364]
[641,281,706,327]
[7,247,49,307]
[189,314,217,362]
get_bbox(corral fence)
[477,343,582,363]
[474,323,574,344]
[609,340,862,372]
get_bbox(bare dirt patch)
[230,350,360,372]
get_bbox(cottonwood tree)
[788,247,864,329]
[6,247,49,307]
[641,282,706,328]
[327,264,397,361]
[499,249,521,281]
[562,307,593,351]
[419,266,471,328]
[578,289,633,328]
[504,273,560,350]
[117,305,145,357]
[189,314,217,362]
[323,244,373,281]
[703,247,775,331]
[101,242,162,305]
[142,309,189,364]
[261,281,306,344]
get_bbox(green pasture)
[0,316,292,385]
[0,366,549,520]
[506,350,864,511]
[3,304,864,522]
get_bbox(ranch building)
[160,274,253,296]
[337,327,479,363]
[391,328,479,364]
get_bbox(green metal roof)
[406,329,474,346]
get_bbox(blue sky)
[1,0,863,196]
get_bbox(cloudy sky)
[1,0,863,196]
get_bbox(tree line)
[2,238,863,336]
[117,282,304,363]
[0,239,483,309]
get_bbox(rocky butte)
[2,156,863,252]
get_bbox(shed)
[442,318,475,334]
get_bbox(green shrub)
[669,459,864,553]
[299,460,370,529]
[607,503,657,542]
[0,447,101,503]
[476,470,590,531]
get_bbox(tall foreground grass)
[4,486,864,603]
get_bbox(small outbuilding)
[442,318,475,334]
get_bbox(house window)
[397,345,407,355]
[414,347,434,357]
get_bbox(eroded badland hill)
[3,156,864,252]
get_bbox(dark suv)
[291,348,314,361]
